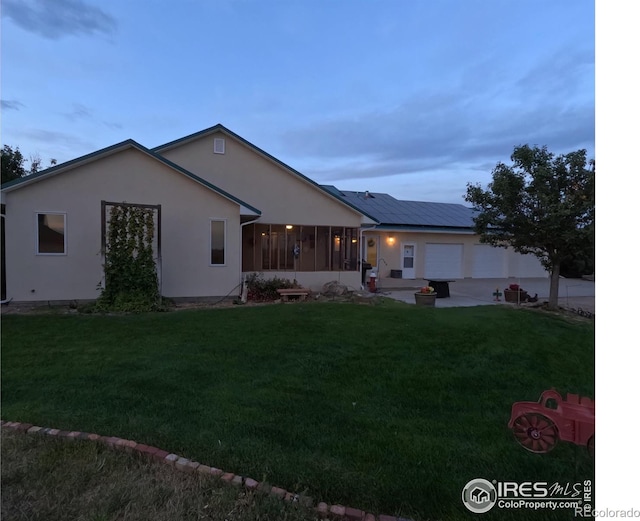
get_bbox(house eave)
[0,139,262,217]
[153,124,378,224]
[1,140,138,193]
[366,225,476,234]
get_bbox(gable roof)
[322,186,476,231]
[1,139,261,216]
[154,124,378,224]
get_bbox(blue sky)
[1,0,595,204]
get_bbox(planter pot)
[414,292,437,306]
[504,289,528,303]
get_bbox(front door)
[366,236,378,269]
[401,242,416,279]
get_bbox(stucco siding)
[159,132,363,227]
[3,148,241,302]
[363,230,547,280]
[365,231,476,279]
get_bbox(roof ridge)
[1,138,261,216]
[153,126,379,223]
[1,139,141,190]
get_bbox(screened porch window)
[242,224,358,272]
[36,213,66,254]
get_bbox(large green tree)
[465,144,595,310]
[1,145,57,184]
[1,145,27,184]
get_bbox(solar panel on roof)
[327,188,475,228]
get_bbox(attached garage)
[472,244,506,278]
[325,189,551,280]
[511,252,548,278]
[424,243,463,279]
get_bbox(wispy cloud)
[102,121,123,130]
[17,128,95,154]
[1,99,26,110]
[64,103,92,122]
[281,45,594,183]
[515,47,594,102]
[62,103,122,130]
[2,0,116,40]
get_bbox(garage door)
[512,252,548,277]
[424,243,463,279]
[472,244,506,278]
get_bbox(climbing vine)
[96,203,160,312]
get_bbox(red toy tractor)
[508,389,595,456]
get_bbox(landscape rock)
[322,281,350,297]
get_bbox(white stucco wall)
[159,131,365,228]
[363,230,547,279]
[158,131,371,293]
[3,147,243,302]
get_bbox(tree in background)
[465,145,595,310]
[28,153,57,175]
[1,145,57,184]
[1,145,26,184]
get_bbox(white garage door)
[472,244,506,278]
[512,252,548,277]
[424,243,463,279]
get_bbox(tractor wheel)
[512,413,559,453]
[587,435,595,458]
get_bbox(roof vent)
[213,138,225,154]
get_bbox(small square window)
[213,138,225,154]
[37,213,66,254]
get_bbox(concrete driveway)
[377,277,595,312]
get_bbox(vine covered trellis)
[97,201,162,311]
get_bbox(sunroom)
[242,223,360,273]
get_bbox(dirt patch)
[1,302,75,316]
[517,301,595,323]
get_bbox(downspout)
[240,217,262,302]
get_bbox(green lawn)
[1,303,595,520]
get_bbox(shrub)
[95,204,161,313]
[245,273,298,302]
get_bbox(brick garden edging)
[1,419,413,521]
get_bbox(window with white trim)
[210,219,226,265]
[213,138,225,154]
[36,213,66,254]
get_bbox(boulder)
[322,281,349,297]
